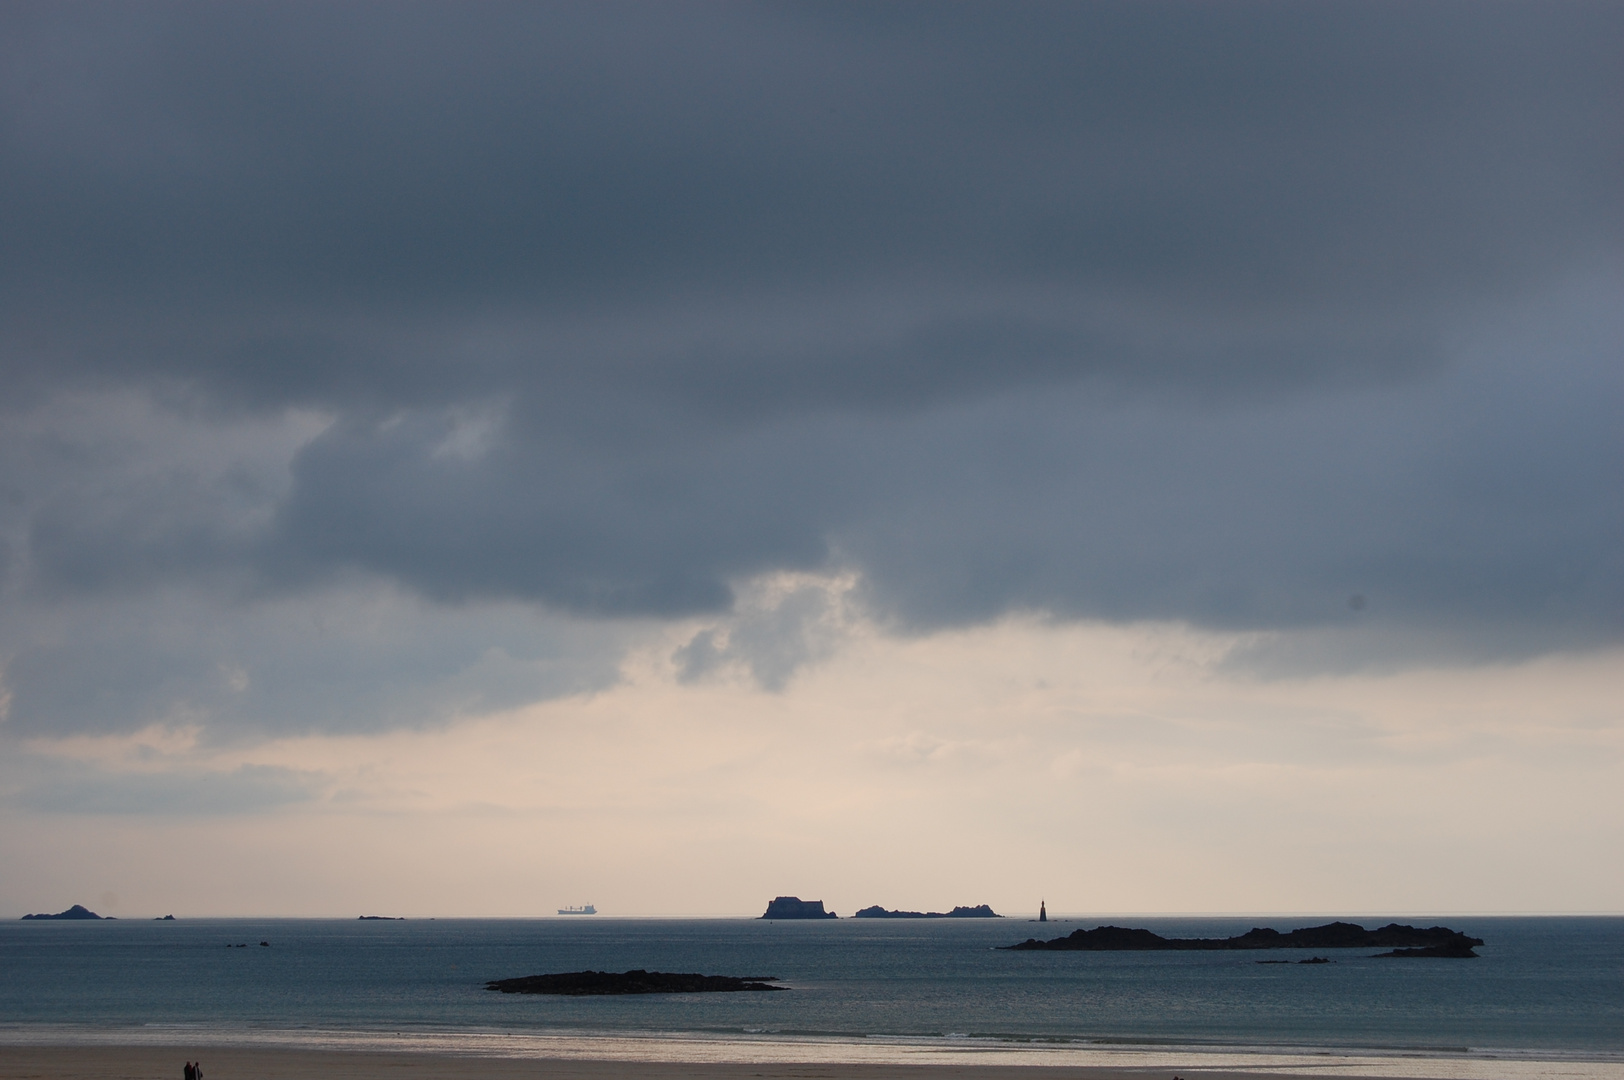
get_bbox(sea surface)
[2,916,1621,1074]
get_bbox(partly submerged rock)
[487,970,785,995]
[1374,942,1481,958]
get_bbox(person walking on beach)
[184,1062,195,1080]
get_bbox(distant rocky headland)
[21,905,104,920]
[760,896,838,919]
[487,970,785,995]
[854,904,1002,918]
[358,915,404,920]
[1004,921,1482,956]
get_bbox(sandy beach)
[6,1045,1624,1080]
[0,1046,1377,1080]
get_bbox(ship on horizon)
[556,904,597,915]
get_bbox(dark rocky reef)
[22,904,102,920]
[156,914,176,921]
[487,970,785,995]
[854,904,1001,918]
[760,896,837,919]
[1375,942,1481,959]
[1004,920,1482,956]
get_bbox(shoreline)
[4,1029,1623,1080]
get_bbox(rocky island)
[487,970,785,995]
[854,904,1001,918]
[1004,920,1482,956]
[21,905,104,920]
[760,896,838,919]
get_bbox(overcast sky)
[1,1,1620,917]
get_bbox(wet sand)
[0,1046,1274,1080]
[4,1045,1621,1080]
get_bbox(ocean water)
[2,916,1621,1072]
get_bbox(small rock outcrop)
[760,896,837,919]
[487,970,785,995]
[853,904,1001,918]
[21,905,102,920]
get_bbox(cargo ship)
[556,904,597,915]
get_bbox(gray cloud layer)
[1,2,1619,735]
[8,761,323,816]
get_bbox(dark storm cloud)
[5,2,1615,401]
[0,2,1619,733]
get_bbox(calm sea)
[2,916,1621,1071]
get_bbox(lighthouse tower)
[1039,899,1047,922]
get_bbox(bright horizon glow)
[6,605,1619,920]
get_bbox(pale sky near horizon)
[0,2,1620,919]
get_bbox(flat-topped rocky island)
[759,896,838,919]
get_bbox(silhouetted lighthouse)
[1039,899,1047,922]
